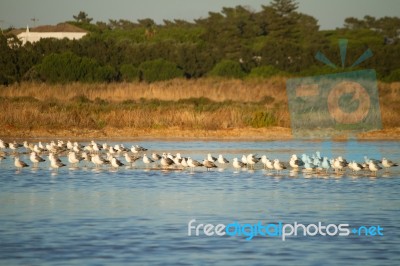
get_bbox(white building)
[15,23,87,45]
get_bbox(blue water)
[0,140,399,265]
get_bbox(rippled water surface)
[0,140,399,265]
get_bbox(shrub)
[385,69,400,82]
[139,59,183,82]
[246,111,276,127]
[40,52,82,83]
[209,59,246,78]
[120,64,139,82]
[96,65,118,82]
[248,65,281,78]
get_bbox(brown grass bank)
[0,78,399,139]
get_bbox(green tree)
[120,64,139,82]
[73,11,93,24]
[209,59,246,78]
[268,0,299,39]
[139,59,183,82]
[0,35,18,85]
[248,65,281,78]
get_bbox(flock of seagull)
[0,139,398,176]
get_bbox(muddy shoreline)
[1,127,399,141]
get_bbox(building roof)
[9,23,87,35]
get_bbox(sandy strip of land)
[1,127,399,141]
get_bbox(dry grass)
[0,78,399,139]
[0,77,287,103]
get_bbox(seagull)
[217,154,229,164]
[203,160,217,171]
[261,155,269,169]
[81,152,92,167]
[181,157,189,168]
[92,142,101,154]
[91,154,109,168]
[246,154,260,169]
[321,157,331,173]
[67,141,74,150]
[124,153,140,167]
[29,151,46,167]
[273,159,286,173]
[14,157,29,169]
[50,156,66,170]
[23,141,32,152]
[108,146,117,154]
[143,154,154,167]
[111,157,124,169]
[364,156,381,165]
[265,158,274,171]
[170,153,182,166]
[207,153,217,163]
[241,155,248,165]
[152,153,162,161]
[349,161,364,174]
[68,151,82,167]
[289,155,304,170]
[233,158,246,169]
[0,139,9,150]
[161,153,175,168]
[368,160,382,175]
[303,161,316,172]
[9,142,22,154]
[382,158,398,172]
[333,158,348,173]
[187,157,203,171]
[132,145,147,153]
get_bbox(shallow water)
[0,140,399,265]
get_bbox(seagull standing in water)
[273,159,286,174]
[241,155,248,165]
[187,157,203,171]
[161,153,175,169]
[15,157,29,169]
[0,139,9,150]
[111,157,124,169]
[30,152,46,167]
[203,160,217,171]
[124,153,140,167]
[382,158,398,172]
[217,154,229,164]
[181,157,189,168]
[246,154,260,170]
[321,157,331,173]
[152,153,162,161]
[233,158,246,170]
[68,151,82,167]
[348,161,364,174]
[207,154,217,163]
[368,160,382,175]
[143,154,154,168]
[289,154,303,170]
[50,156,66,171]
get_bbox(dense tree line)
[1,0,400,85]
